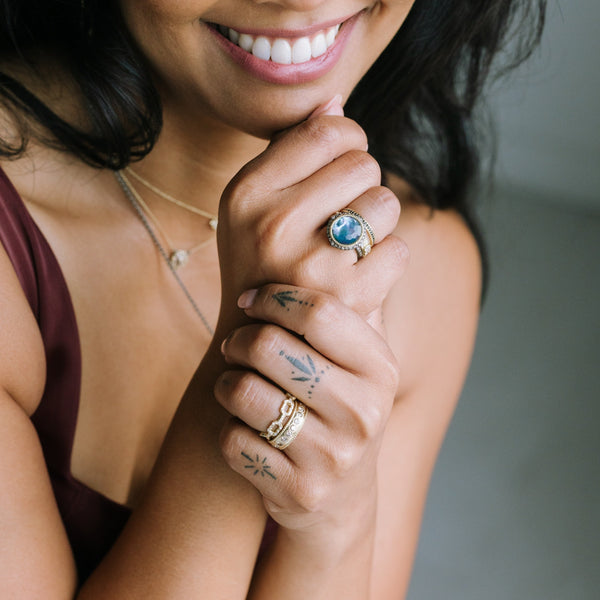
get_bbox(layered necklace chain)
[125,167,219,229]
[114,170,215,336]
[121,167,218,269]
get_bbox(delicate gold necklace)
[125,167,218,231]
[114,171,214,336]
[118,171,215,270]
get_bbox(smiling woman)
[0,1,545,598]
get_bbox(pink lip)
[205,11,362,86]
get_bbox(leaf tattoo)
[279,351,330,398]
[272,290,314,311]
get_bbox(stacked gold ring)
[260,393,309,451]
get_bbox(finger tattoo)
[242,452,277,479]
[272,290,314,311]
[279,351,330,399]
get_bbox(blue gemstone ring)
[326,208,375,259]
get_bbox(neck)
[130,107,269,218]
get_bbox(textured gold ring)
[268,400,309,450]
[260,393,296,441]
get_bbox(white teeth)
[228,28,240,44]
[252,36,271,61]
[311,33,327,58]
[220,22,342,63]
[292,37,312,64]
[325,25,338,47]
[238,33,254,52]
[271,39,292,65]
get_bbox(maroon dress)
[0,167,131,580]
[0,166,276,583]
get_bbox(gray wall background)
[407,2,600,598]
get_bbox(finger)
[215,370,296,435]
[219,321,395,450]
[228,115,369,196]
[235,286,392,374]
[215,370,323,463]
[219,418,299,509]
[278,154,398,251]
[221,322,342,409]
[306,94,345,119]
[341,185,401,246]
[240,150,384,271]
[278,149,380,228]
[344,235,410,313]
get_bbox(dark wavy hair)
[0,0,546,289]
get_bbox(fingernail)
[308,94,344,119]
[220,331,234,354]
[238,289,258,309]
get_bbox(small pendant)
[169,249,189,269]
[208,218,218,231]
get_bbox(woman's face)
[118,0,416,137]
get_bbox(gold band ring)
[260,392,296,440]
[268,400,309,450]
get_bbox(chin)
[233,109,316,139]
[207,92,341,139]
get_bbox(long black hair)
[0,0,546,278]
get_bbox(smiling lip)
[206,11,362,85]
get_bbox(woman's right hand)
[214,98,409,336]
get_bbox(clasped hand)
[213,99,409,534]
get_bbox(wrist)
[277,494,377,565]
[251,511,376,600]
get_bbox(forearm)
[79,343,266,599]
[249,501,377,599]
[248,494,376,600]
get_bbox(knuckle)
[292,477,328,513]
[287,257,328,292]
[309,294,342,329]
[384,236,410,272]
[327,441,359,476]
[254,210,288,257]
[343,150,381,184]
[372,237,409,281]
[298,117,343,148]
[369,186,401,228]
[343,395,385,441]
[222,163,271,213]
[245,324,281,361]
[219,420,246,460]
[229,371,262,409]
[222,171,259,207]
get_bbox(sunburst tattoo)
[242,452,277,479]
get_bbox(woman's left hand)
[214,282,400,534]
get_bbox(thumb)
[307,94,344,119]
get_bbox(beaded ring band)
[268,400,308,450]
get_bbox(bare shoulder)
[383,175,482,398]
[0,155,47,415]
[369,176,483,598]
[0,239,46,415]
